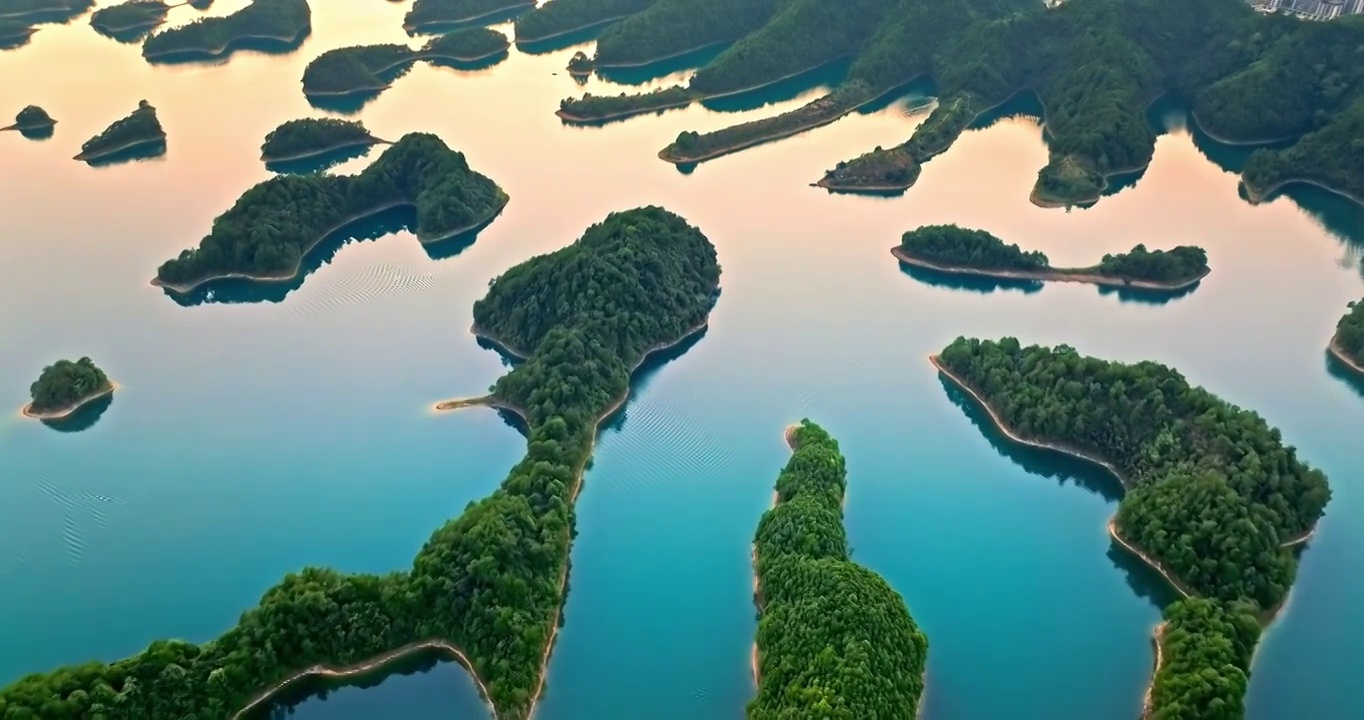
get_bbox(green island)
[22,357,114,421]
[0,18,37,43]
[1328,299,1364,376]
[260,117,386,164]
[2,104,55,132]
[0,0,93,22]
[592,0,784,69]
[153,132,508,293]
[934,337,1329,718]
[74,99,165,163]
[1240,98,1364,207]
[751,419,928,719]
[894,224,1210,291]
[141,0,308,61]
[565,50,593,77]
[402,0,533,34]
[513,0,654,45]
[301,28,509,98]
[557,85,693,123]
[0,206,721,720]
[90,0,175,36]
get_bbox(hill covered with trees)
[513,0,656,44]
[259,117,383,162]
[75,99,165,163]
[301,29,508,98]
[141,0,308,60]
[750,420,928,719]
[4,104,54,131]
[404,0,532,33]
[25,357,112,415]
[1331,299,1364,371]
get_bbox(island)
[22,357,114,421]
[0,0,93,23]
[0,206,721,720]
[513,0,653,45]
[0,18,36,44]
[893,225,1210,291]
[933,336,1329,717]
[89,0,174,37]
[592,0,783,69]
[565,50,593,77]
[1240,99,1364,208]
[751,419,928,718]
[152,132,508,294]
[2,104,55,132]
[141,0,309,61]
[301,29,509,99]
[557,85,693,123]
[74,99,166,163]
[260,117,386,164]
[1329,299,1364,376]
[402,0,533,34]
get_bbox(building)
[1249,0,1364,17]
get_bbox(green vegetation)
[260,118,380,162]
[422,26,508,60]
[1331,300,1364,369]
[566,50,593,75]
[898,224,1048,271]
[1149,599,1260,720]
[0,18,35,41]
[0,207,720,719]
[403,0,532,32]
[90,0,169,34]
[8,104,55,130]
[663,81,873,164]
[821,93,979,190]
[26,357,111,414]
[513,0,656,44]
[751,420,928,719]
[593,0,785,67]
[141,0,309,60]
[302,30,507,97]
[1242,99,1364,204]
[76,99,164,162]
[0,0,93,22]
[155,133,507,290]
[1090,245,1208,284]
[558,85,694,122]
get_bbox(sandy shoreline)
[895,248,1209,292]
[1140,622,1167,720]
[1189,110,1298,147]
[20,381,117,421]
[750,427,798,689]
[231,639,495,720]
[73,132,166,163]
[260,136,390,164]
[556,97,694,124]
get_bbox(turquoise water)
[2,2,1363,719]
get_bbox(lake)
[2,2,1362,719]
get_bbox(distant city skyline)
[1251,0,1364,19]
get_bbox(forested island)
[593,0,782,69]
[751,420,928,718]
[22,357,114,421]
[894,225,1210,291]
[0,18,37,43]
[74,99,165,163]
[0,0,93,22]
[141,0,308,61]
[1240,99,1364,207]
[934,337,1330,717]
[1329,300,1364,375]
[90,0,174,36]
[403,0,533,34]
[513,0,653,45]
[0,207,721,720]
[260,118,385,163]
[2,104,55,132]
[301,29,508,98]
[154,132,507,293]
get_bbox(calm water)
[3,2,1363,719]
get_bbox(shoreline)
[260,136,390,164]
[658,91,874,166]
[1027,160,1150,210]
[420,46,509,64]
[304,81,393,99]
[403,1,535,33]
[513,12,635,45]
[20,381,117,421]
[143,27,306,61]
[1106,518,1195,599]
[1327,332,1364,376]
[1242,175,1364,210]
[230,639,495,720]
[0,25,39,42]
[896,248,1208,292]
[73,132,166,163]
[1140,622,1166,720]
[435,320,713,718]
[2,119,57,132]
[750,427,798,690]
[595,40,726,71]
[151,193,508,294]
[555,96,695,124]
[1189,110,1299,147]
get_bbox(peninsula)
[0,206,723,719]
[301,28,509,99]
[141,0,309,61]
[153,132,508,294]
[933,337,1329,718]
[402,0,533,34]
[2,104,55,132]
[750,419,928,718]
[22,357,114,421]
[1329,299,1364,376]
[591,0,784,69]
[0,18,36,44]
[90,0,174,36]
[0,0,93,23]
[74,99,165,163]
[894,225,1210,291]
[512,0,653,45]
[260,117,386,164]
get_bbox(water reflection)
[264,144,376,175]
[306,53,507,115]
[246,651,492,720]
[593,45,726,87]
[38,393,114,433]
[143,33,308,65]
[898,261,1044,296]
[0,27,37,50]
[406,6,529,37]
[91,23,157,45]
[81,138,167,167]
[514,22,613,56]
[1097,281,1200,306]
[1324,348,1364,399]
[698,59,849,115]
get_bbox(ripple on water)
[284,261,440,319]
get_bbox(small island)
[894,225,1210,291]
[1329,299,1364,376]
[934,336,1329,718]
[751,419,928,718]
[153,132,508,293]
[75,99,166,163]
[141,0,309,61]
[556,85,694,123]
[301,29,508,99]
[402,0,533,34]
[565,50,593,77]
[22,357,114,421]
[90,0,174,36]
[3,104,56,132]
[260,117,386,164]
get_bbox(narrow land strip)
[894,248,1209,292]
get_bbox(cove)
[3,3,1364,720]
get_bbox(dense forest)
[301,29,506,97]
[750,420,928,719]
[27,357,111,413]
[663,82,871,164]
[0,207,720,720]
[10,104,54,129]
[423,26,508,60]
[1149,599,1260,720]
[141,0,309,59]
[259,118,379,161]
[77,99,164,161]
[898,224,1048,271]
[593,0,786,68]
[156,133,507,288]
[557,85,693,121]
[90,0,171,34]
[403,0,531,32]
[1091,245,1208,284]
[1332,300,1364,367]
[0,19,34,42]
[1241,99,1364,204]
[0,0,93,23]
[513,0,656,44]
[937,337,1329,610]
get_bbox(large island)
[0,206,721,720]
[751,419,929,718]
[894,224,1210,291]
[933,337,1329,718]
[74,99,165,163]
[153,132,509,294]
[141,0,309,61]
[300,29,509,99]
[89,0,176,37]
[22,357,114,421]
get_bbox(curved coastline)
[895,248,1209,292]
[513,13,634,45]
[555,98,693,124]
[1140,622,1166,720]
[658,93,875,166]
[260,136,390,164]
[402,1,534,34]
[143,26,307,61]
[20,381,116,421]
[73,132,166,162]
[2,119,56,132]
[1241,175,1364,210]
[151,194,508,294]
[1027,160,1149,210]
[229,639,496,720]
[1189,110,1300,148]
[594,40,726,71]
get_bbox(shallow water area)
[3,2,1364,719]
